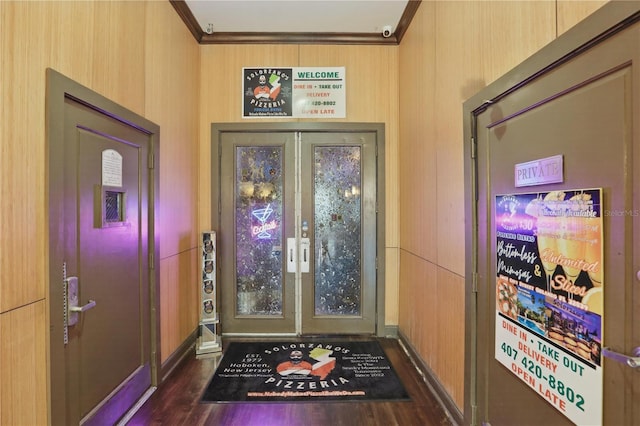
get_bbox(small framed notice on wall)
[243,67,346,118]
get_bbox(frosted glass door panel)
[235,146,283,315]
[300,130,377,335]
[314,146,362,316]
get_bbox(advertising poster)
[494,189,603,425]
[243,67,345,118]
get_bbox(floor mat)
[201,340,411,403]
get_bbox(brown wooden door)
[464,5,640,426]
[48,70,159,425]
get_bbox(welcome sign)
[243,67,346,118]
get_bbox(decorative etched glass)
[314,146,362,315]
[235,146,283,315]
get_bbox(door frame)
[211,122,386,337]
[463,4,640,426]
[46,68,161,424]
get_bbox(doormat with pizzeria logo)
[200,340,410,403]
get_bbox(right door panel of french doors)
[219,130,377,335]
[300,132,377,334]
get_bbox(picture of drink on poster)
[494,189,603,425]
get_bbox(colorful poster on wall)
[243,67,345,118]
[494,189,603,425]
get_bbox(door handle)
[287,237,297,273]
[300,238,310,273]
[66,276,96,326]
[70,300,97,313]
[602,346,640,368]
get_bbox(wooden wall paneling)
[46,1,94,90]
[418,261,442,370]
[480,1,556,85]
[557,0,609,35]
[90,1,146,115]
[0,301,47,426]
[398,1,437,262]
[0,0,4,313]
[385,247,400,325]
[398,251,411,337]
[0,1,50,312]
[160,256,179,363]
[399,250,417,342]
[160,249,199,363]
[144,1,202,362]
[145,0,201,258]
[399,250,437,368]
[409,254,423,350]
[435,268,465,409]
[179,249,200,344]
[420,259,438,369]
[432,1,556,276]
[433,1,485,277]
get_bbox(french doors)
[216,125,382,336]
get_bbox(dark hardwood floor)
[125,337,456,426]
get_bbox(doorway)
[212,123,385,336]
[47,69,160,425]
[463,4,640,426]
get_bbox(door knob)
[602,346,640,367]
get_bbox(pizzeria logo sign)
[262,343,348,390]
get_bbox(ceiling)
[170,0,421,45]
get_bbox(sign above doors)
[243,67,346,118]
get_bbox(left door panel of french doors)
[52,96,153,425]
[219,132,297,334]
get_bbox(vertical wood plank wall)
[398,0,607,410]
[0,1,200,424]
[0,0,607,423]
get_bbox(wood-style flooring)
[125,337,456,426]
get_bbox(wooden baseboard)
[160,328,198,383]
[398,330,464,426]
